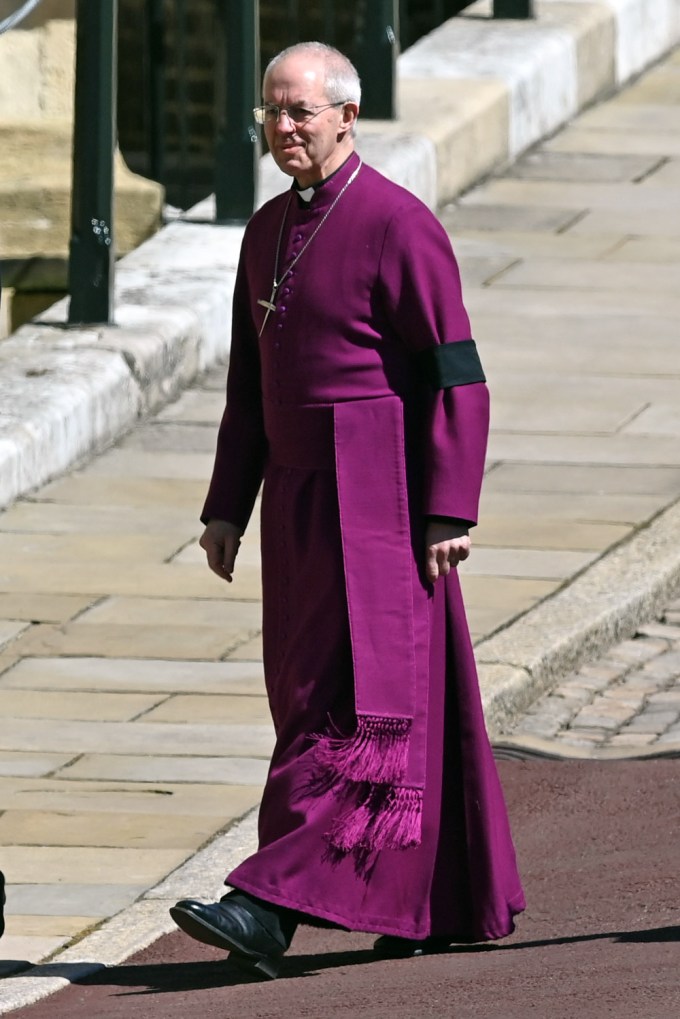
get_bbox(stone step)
[0,121,163,274]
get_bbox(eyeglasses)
[253,101,346,126]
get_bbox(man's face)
[262,54,355,187]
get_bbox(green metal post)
[146,0,165,183]
[215,0,261,223]
[493,1,534,17]
[68,0,117,325]
[356,0,399,120]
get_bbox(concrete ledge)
[479,498,680,735]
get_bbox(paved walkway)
[1,44,679,993]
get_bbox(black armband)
[421,339,486,390]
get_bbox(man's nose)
[274,108,296,131]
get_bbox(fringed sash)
[265,395,430,855]
[263,393,428,855]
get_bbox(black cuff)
[427,515,475,529]
[420,339,486,389]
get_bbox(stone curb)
[478,498,680,734]
[2,0,679,510]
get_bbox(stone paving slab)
[0,532,186,565]
[0,502,193,536]
[486,434,680,467]
[30,475,207,508]
[462,547,597,580]
[0,657,265,694]
[5,884,146,918]
[58,755,268,786]
[0,690,166,723]
[607,236,680,260]
[494,257,680,292]
[0,753,75,779]
[8,917,96,938]
[118,422,219,453]
[0,594,95,623]
[156,388,227,423]
[506,149,663,181]
[642,158,680,187]
[478,490,663,526]
[474,516,629,552]
[141,693,270,726]
[452,226,620,259]
[0,718,275,758]
[463,177,680,210]
[0,778,260,818]
[465,282,680,318]
[6,623,254,661]
[0,621,29,651]
[0,561,262,600]
[2,843,191,892]
[577,102,680,133]
[546,127,680,157]
[75,597,261,629]
[622,404,680,436]
[0,811,227,851]
[483,463,680,495]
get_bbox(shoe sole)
[169,905,281,980]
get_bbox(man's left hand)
[425,521,471,583]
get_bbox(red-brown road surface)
[11,761,680,1019]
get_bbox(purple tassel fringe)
[327,786,423,853]
[312,714,421,853]
[313,714,411,786]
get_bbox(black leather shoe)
[0,871,5,939]
[170,897,287,979]
[373,934,453,958]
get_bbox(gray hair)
[264,42,362,106]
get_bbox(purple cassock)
[202,151,525,941]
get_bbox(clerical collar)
[293,154,355,204]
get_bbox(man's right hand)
[199,519,243,583]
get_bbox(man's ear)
[338,102,359,139]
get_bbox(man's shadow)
[6,924,678,996]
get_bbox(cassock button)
[294,233,303,241]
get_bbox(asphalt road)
[12,760,679,1019]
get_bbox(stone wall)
[0,11,75,120]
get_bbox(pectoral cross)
[257,284,278,337]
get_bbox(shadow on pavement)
[13,923,678,1000]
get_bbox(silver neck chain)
[271,159,363,292]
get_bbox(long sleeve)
[378,203,490,525]
[201,244,268,531]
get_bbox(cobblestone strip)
[503,599,680,752]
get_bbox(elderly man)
[171,42,524,979]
